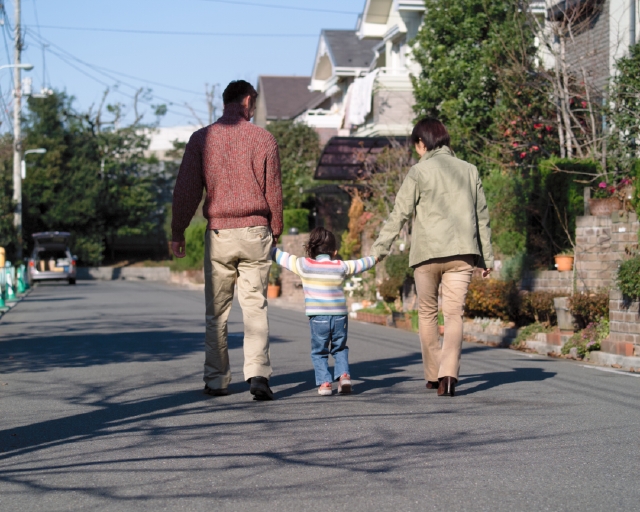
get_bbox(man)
[171,80,283,400]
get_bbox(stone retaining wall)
[606,289,640,357]
[521,270,572,294]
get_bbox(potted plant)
[589,181,622,216]
[267,262,281,298]
[554,250,574,272]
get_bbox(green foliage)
[20,91,167,265]
[483,169,526,258]
[379,277,404,302]
[266,121,320,210]
[513,322,552,348]
[411,0,536,172]
[171,220,206,271]
[384,253,413,280]
[568,291,609,329]
[562,319,609,357]
[283,209,309,234]
[0,135,16,259]
[608,44,640,174]
[617,256,640,300]
[465,278,519,321]
[269,261,281,285]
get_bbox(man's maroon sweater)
[171,103,283,242]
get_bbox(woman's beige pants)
[414,255,474,382]
[203,226,273,389]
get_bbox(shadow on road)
[457,367,557,395]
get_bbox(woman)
[371,118,493,397]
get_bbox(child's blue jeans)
[309,315,349,385]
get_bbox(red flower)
[598,182,607,189]
[531,146,539,151]
[581,101,587,108]
[512,142,519,148]
[533,123,543,129]
[545,125,553,132]
[519,152,527,158]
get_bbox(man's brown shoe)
[426,381,439,390]
[437,377,456,397]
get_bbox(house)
[253,76,329,138]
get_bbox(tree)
[411,0,535,172]
[266,121,321,209]
[21,91,166,264]
[0,135,16,258]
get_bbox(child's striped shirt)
[272,248,376,316]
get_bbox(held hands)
[482,268,492,279]
[172,241,186,259]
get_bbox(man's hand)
[172,241,186,259]
[272,236,279,247]
[482,268,492,279]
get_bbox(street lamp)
[21,148,47,179]
[0,63,33,72]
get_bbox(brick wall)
[574,213,639,291]
[606,289,640,357]
[280,234,309,302]
[521,270,573,294]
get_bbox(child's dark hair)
[305,227,337,259]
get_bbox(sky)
[0,0,366,129]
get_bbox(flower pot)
[267,284,281,298]
[554,255,574,272]
[438,325,445,336]
[589,197,621,216]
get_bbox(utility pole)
[12,0,22,260]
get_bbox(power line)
[35,25,318,37]
[200,0,359,15]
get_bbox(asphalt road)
[1,281,639,511]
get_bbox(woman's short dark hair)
[305,227,337,259]
[411,117,451,151]
[222,80,258,106]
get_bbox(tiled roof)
[322,30,381,69]
[258,76,325,120]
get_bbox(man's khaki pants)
[414,255,474,382]
[203,226,272,389]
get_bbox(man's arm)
[370,171,419,261]
[171,132,205,257]
[265,137,283,239]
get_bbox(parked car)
[28,232,77,285]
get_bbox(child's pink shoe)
[318,382,333,396]
[338,373,352,394]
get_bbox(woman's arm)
[271,247,301,276]
[370,172,419,261]
[475,174,494,270]
[342,256,377,277]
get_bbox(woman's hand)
[482,268,492,278]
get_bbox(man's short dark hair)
[222,80,258,106]
[411,117,451,151]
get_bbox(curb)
[587,351,640,371]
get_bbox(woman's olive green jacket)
[371,146,494,269]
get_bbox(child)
[272,227,377,396]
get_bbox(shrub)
[269,262,281,285]
[568,290,609,329]
[617,256,640,300]
[513,322,552,348]
[561,319,609,357]
[465,278,519,321]
[385,253,414,280]
[519,291,562,324]
[171,220,207,271]
[379,276,404,302]
[283,209,309,234]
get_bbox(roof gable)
[258,76,325,120]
